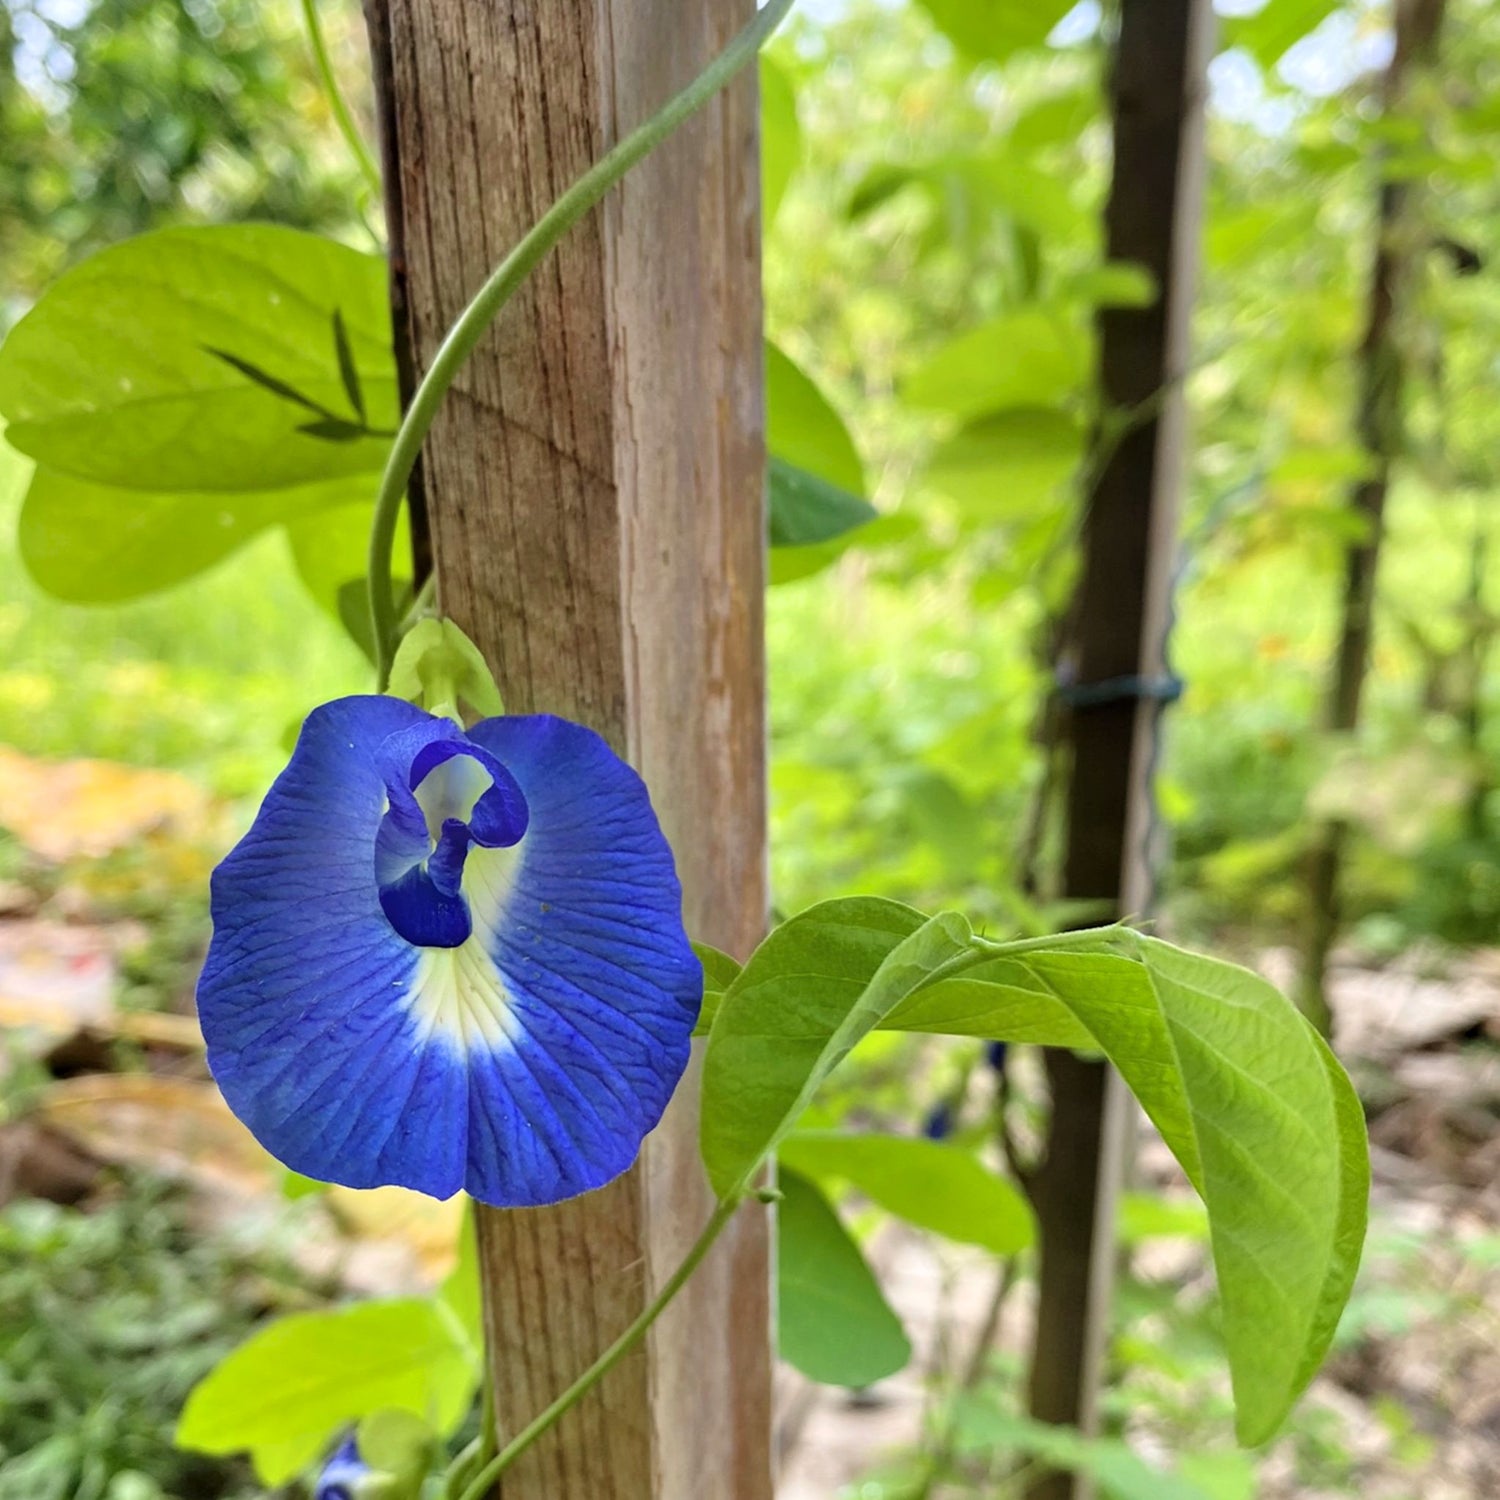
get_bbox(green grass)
[0,447,367,802]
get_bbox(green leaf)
[1133,938,1369,1445]
[438,1209,482,1357]
[283,497,412,653]
[769,512,920,586]
[881,946,1102,1045]
[17,466,369,603]
[761,56,801,224]
[700,905,1367,1442]
[915,0,1076,62]
[176,1298,477,1484]
[780,1132,1034,1254]
[952,1403,1218,1500]
[0,224,396,492]
[777,1168,911,1387]
[1008,86,1101,153]
[768,456,878,548]
[1118,1191,1209,1246]
[924,408,1083,520]
[766,341,864,494]
[694,942,743,1025]
[904,308,1090,420]
[895,936,1369,1443]
[0,428,34,508]
[1064,261,1159,309]
[699,898,973,1200]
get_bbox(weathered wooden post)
[1024,3,1212,1495]
[362,4,773,1496]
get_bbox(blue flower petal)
[315,1434,370,1500]
[197,697,701,1207]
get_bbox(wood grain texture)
[364,2,771,1495]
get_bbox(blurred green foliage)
[0,1184,301,1500]
[0,0,368,321]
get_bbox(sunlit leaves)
[0,225,395,615]
[923,408,1083,520]
[914,0,1076,63]
[777,1168,911,1386]
[18,470,369,603]
[176,1298,476,1483]
[761,56,801,225]
[0,224,395,491]
[904,307,1091,420]
[1222,0,1339,70]
[767,341,865,494]
[952,1402,1229,1500]
[781,1132,1034,1254]
[1065,261,1159,309]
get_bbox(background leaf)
[767,340,865,495]
[780,1132,1035,1254]
[924,408,1083,520]
[176,1298,476,1484]
[1223,0,1339,68]
[904,307,1091,419]
[768,456,878,548]
[952,1402,1220,1500]
[914,0,1076,62]
[761,56,801,225]
[777,1167,911,1387]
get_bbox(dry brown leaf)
[0,744,213,862]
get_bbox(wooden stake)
[1301,0,1449,1034]
[364,4,772,1496]
[1024,4,1212,1495]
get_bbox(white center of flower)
[404,839,524,1053]
[412,753,494,845]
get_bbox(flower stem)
[453,1195,744,1500]
[368,0,797,688]
[299,0,381,198]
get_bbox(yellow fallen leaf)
[0,745,213,862]
[35,1075,273,1196]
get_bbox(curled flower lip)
[197,697,702,1208]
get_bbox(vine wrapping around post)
[298,0,382,198]
[453,1195,745,1500]
[366,0,798,687]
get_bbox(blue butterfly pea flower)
[197,697,701,1208]
[922,1101,955,1141]
[315,1435,374,1500]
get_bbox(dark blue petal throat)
[372,719,529,947]
[196,696,702,1208]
